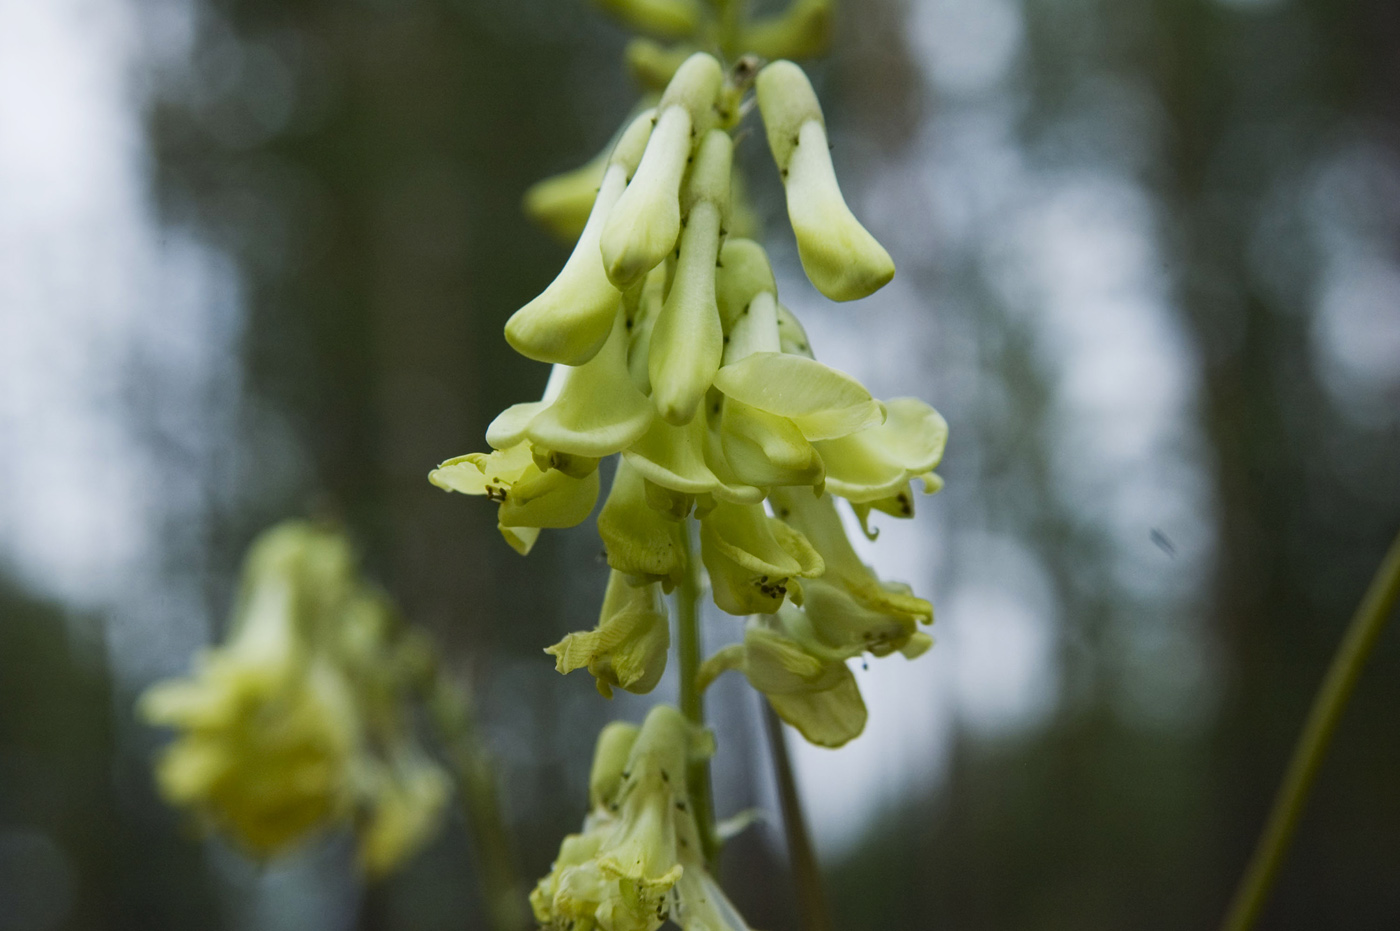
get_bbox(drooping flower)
[647,128,732,425]
[505,109,656,366]
[430,441,600,556]
[546,570,672,698]
[755,59,894,302]
[699,607,867,748]
[769,487,934,657]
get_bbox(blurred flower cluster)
[140,522,450,876]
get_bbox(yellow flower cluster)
[431,44,946,747]
[531,706,750,931]
[139,523,450,875]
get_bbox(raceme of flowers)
[430,46,947,748]
[139,522,450,875]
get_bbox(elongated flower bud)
[756,60,894,301]
[506,110,654,365]
[648,129,731,424]
[601,53,724,289]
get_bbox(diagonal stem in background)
[1220,527,1400,931]
[426,677,531,931]
[763,702,835,931]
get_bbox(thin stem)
[763,703,835,931]
[677,518,718,863]
[712,0,746,60]
[1220,527,1400,931]
[426,676,530,931]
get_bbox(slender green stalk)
[677,518,719,863]
[1220,528,1400,931]
[426,677,530,931]
[762,703,835,931]
[712,0,746,60]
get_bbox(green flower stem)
[763,703,834,931]
[426,677,530,931]
[1220,527,1400,931]
[712,0,746,60]
[677,518,719,863]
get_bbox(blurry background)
[2,0,1399,928]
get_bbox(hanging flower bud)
[740,0,832,60]
[756,60,894,301]
[699,609,867,748]
[769,487,932,656]
[714,238,778,330]
[595,0,703,40]
[590,721,641,809]
[598,459,687,589]
[699,500,824,615]
[546,570,671,697]
[648,128,732,424]
[775,301,815,357]
[430,443,601,555]
[601,53,724,289]
[506,110,655,366]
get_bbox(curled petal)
[713,352,885,441]
[815,397,947,502]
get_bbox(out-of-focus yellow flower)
[140,522,450,875]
